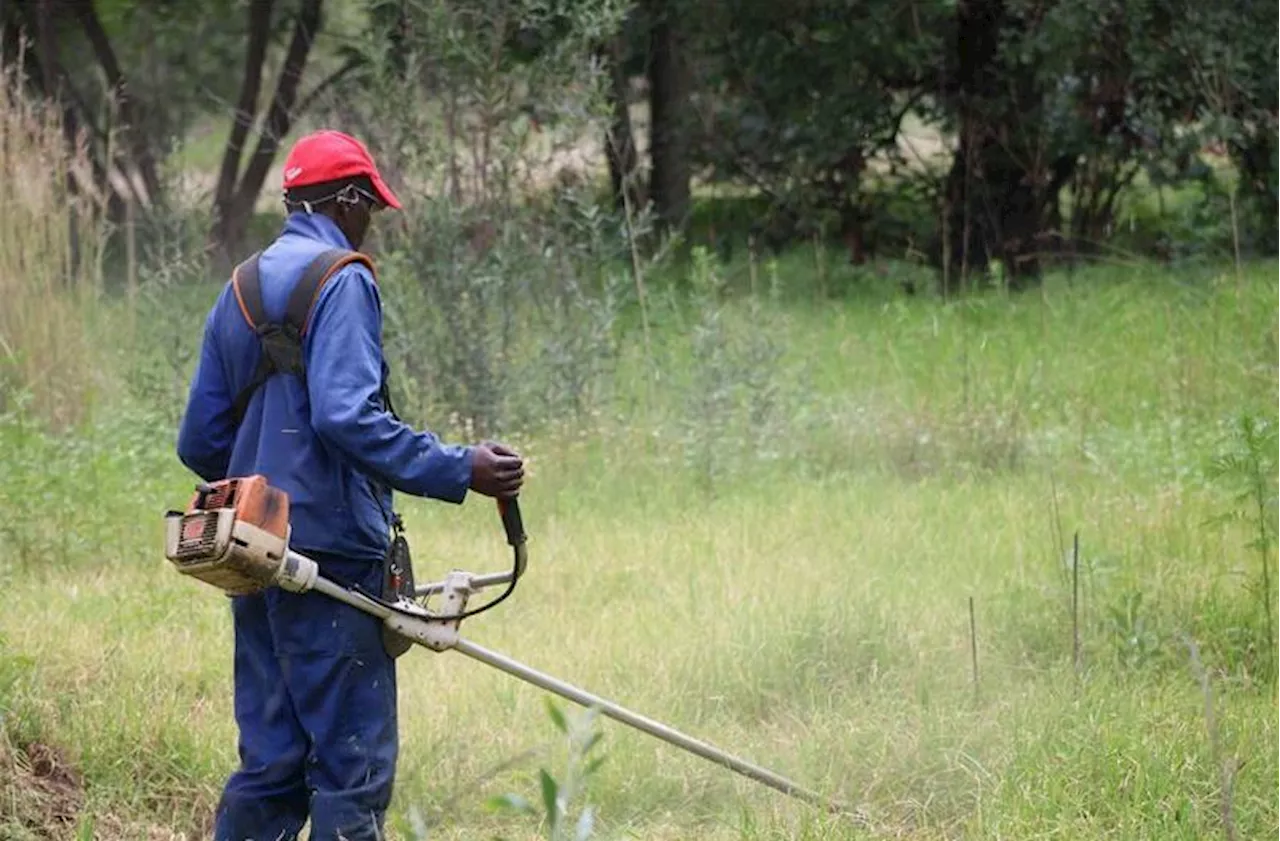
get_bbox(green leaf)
[486,793,536,815]
[540,769,560,828]
[546,698,568,734]
[585,755,608,776]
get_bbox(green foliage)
[983,0,1277,260]
[0,257,1276,837]
[317,0,640,437]
[1204,412,1278,680]
[377,191,633,437]
[689,0,948,247]
[1161,1,1278,252]
[1,3,1278,830]
[102,0,269,152]
[0,399,186,575]
[336,0,627,186]
[677,247,787,496]
[1114,172,1242,262]
[5,0,1276,275]
[0,635,35,736]
[1104,589,1163,670]
[487,701,607,841]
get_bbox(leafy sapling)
[488,699,607,841]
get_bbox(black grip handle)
[497,497,526,547]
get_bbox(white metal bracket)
[383,569,473,651]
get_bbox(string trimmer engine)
[164,475,317,595]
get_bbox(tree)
[1165,0,1278,253]
[602,30,641,214]
[690,0,946,262]
[940,0,1060,290]
[209,0,329,265]
[70,0,163,205]
[937,0,1186,285]
[2,0,149,216]
[646,0,691,235]
[2,0,371,264]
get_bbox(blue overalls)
[177,212,473,839]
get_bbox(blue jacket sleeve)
[176,300,237,482]
[305,264,474,502]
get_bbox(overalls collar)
[281,211,355,250]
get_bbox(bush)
[378,192,633,438]
[324,0,636,437]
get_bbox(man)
[177,129,524,840]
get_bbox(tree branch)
[70,0,162,204]
[19,0,121,215]
[214,0,276,212]
[601,34,640,211]
[232,0,324,213]
[293,53,365,118]
[877,89,929,151]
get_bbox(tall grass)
[0,248,1275,838]
[0,64,107,430]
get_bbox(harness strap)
[285,248,372,337]
[229,248,377,422]
[230,251,266,328]
[230,253,273,423]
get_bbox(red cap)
[281,130,402,210]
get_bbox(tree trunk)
[603,35,640,214]
[232,0,323,211]
[1231,120,1279,253]
[940,0,1046,294]
[211,0,324,267]
[833,148,868,264]
[21,0,123,220]
[71,0,162,206]
[210,0,278,265]
[646,0,690,235]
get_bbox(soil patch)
[1,738,85,838]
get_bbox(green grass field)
[1,258,1276,840]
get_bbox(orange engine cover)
[166,475,291,595]
[188,475,289,536]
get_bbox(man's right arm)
[305,265,477,501]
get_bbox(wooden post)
[969,595,980,704]
[1072,531,1081,676]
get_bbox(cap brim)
[369,170,402,210]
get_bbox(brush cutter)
[163,476,851,816]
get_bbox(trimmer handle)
[498,497,528,577]
[497,497,526,546]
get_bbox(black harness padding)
[230,248,379,423]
